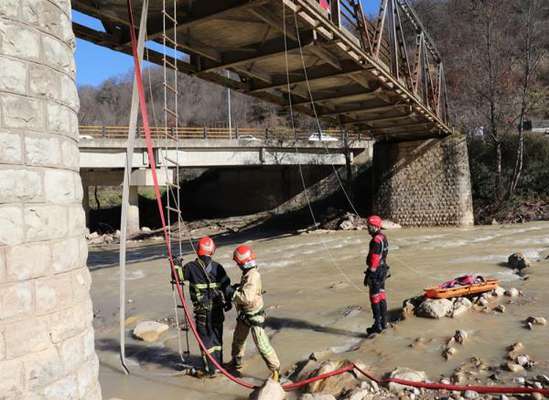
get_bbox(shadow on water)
[96,338,203,371]
[265,316,364,339]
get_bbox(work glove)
[171,264,184,284]
[223,301,233,312]
[226,283,240,300]
[363,270,370,287]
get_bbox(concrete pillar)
[127,186,140,235]
[0,1,101,399]
[371,135,474,226]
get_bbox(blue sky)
[73,1,381,86]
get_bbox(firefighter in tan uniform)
[228,244,281,381]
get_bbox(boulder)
[494,304,506,313]
[526,316,547,326]
[442,346,457,360]
[387,367,428,393]
[454,330,468,345]
[492,286,506,297]
[508,253,530,270]
[415,298,453,319]
[506,362,525,373]
[381,220,402,229]
[450,298,472,318]
[141,226,152,232]
[250,379,285,400]
[300,394,336,400]
[307,360,358,397]
[505,288,519,297]
[464,390,479,399]
[132,320,169,342]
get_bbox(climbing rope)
[123,0,547,395]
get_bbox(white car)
[308,132,339,141]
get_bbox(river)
[89,221,549,399]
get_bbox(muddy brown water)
[89,222,549,399]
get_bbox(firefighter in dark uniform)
[173,236,232,376]
[364,215,390,335]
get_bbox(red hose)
[124,1,548,396]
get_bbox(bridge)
[72,0,451,140]
[72,0,472,228]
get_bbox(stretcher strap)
[125,0,548,395]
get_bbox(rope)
[124,1,547,396]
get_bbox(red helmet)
[197,236,216,256]
[233,245,256,267]
[367,215,383,229]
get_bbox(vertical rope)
[119,0,149,375]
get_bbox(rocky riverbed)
[88,221,549,399]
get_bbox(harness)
[189,259,223,311]
[238,309,266,328]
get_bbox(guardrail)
[78,125,366,141]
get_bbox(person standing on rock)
[173,236,232,376]
[227,244,281,381]
[364,215,390,335]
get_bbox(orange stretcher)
[424,279,499,299]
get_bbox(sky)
[73,1,381,86]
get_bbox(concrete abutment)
[0,1,101,398]
[371,135,474,226]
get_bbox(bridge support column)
[0,1,101,398]
[371,135,474,226]
[128,186,140,235]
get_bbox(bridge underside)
[72,0,453,141]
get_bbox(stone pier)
[0,1,101,398]
[371,135,474,226]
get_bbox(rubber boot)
[380,299,388,330]
[366,302,383,335]
[227,356,243,371]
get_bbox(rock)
[345,389,373,400]
[500,395,510,400]
[309,350,333,361]
[132,320,169,342]
[508,252,530,270]
[307,360,358,397]
[329,281,349,290]
[514,377,526,385]
[492,286,506,297]
[339,220,355,231]
[141,226,151,232]
[381,220,402,229]
[451,298,472,318]
[516,355,530,366]
[505,288,519,297]
[387,368,428,393]
[114,230,121,238]
[464,390,479,399]
[250,378,286,400]
[443,347,457,360]
[300,394,336,400]
[526,316,547,326]
[478,298,489,307]
[532,393,543,400]
[415,298,453,319]
[494,304,506,313]
[508,342,524,353]
[537,375,549,385]
[454,330,468,344]
[506,362,525,373]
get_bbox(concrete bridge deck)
[72,0,453,140]
[79,125,371,169]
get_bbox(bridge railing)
[78,125,367,142]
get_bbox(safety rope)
[124,0,547,395]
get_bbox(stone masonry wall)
[0,1,101,399]
[372,135,474,226]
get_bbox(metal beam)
[346,114,418,126]
[198,32,315,73]
[318,102,409,117]
[291,88,382,106]
[250,64,371,93]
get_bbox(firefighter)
[173,236,232,376]
[227,245,281,381]
[363,215,389,335]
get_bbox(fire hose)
[125,0,548,395]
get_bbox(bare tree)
[507,0,546,197]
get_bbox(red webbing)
[124,1,548,395]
